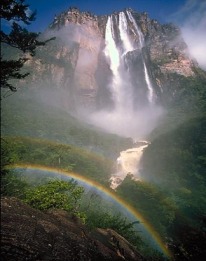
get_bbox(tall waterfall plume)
[89,10,162,139]
[126,10,155,103]
[119,12,133,54]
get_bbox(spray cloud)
[89,11,163,140]
[170,0,206,70]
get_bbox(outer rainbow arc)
[6,163,172,259]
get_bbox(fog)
[88,12,164,140]
[89,105,164,140]
[37,3,205,144]
[170,0,206,70]
[13,12,165,142]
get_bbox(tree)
[0,0,55,92]
[24,179,85,215]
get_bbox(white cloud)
[170,0,206,70]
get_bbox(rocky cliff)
[19,7,198,111]
[1,197,145,261]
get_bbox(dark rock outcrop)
[1,197,145,261]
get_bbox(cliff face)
[21,7,198,111]
[1,197,145,261]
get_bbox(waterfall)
[89,11,161,138]
[104,16,122,108]
[88,11,162,187]
[104,16,120,75]
[110,142,149,189]
[103,14,134,114]
[119,12,133,53]
[105,11,155,107]
[126,10,155,103]
[143,63,154,103]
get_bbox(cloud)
[170,0,206,70]
[1,6,34,33]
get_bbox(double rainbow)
[7,163,172,258]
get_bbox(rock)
[1,197,145,261]
[3,7,201,111]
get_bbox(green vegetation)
[170,72,206,114]
[1,56,206,260]
[24,179,85,216]
[77,71,206,259]
[136,72,206,259]
[1,91,132,159]
[143,116,206,189]
[1,0,55,92]
[80,191,144,248]
[1,169,147,255]
[1,170,28,198]
[139,114,206,259]
[117,175,177,236]
[0,135,164,258]
[1,136,112,185]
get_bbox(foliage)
[0,168,150,256]
[117,175,178,236]
[141,113,206,258]
[80,191,144,250]
[87,210,143,246]
[1,92,132,159]
[167,214,206,261]
[1,58,29,91]
[139,69,206,258]
[1,136,112,185]
[1,0,55,92]
[1,168,85,220]
[24,179,84,213]
[170,73,206,114]
[142,115,206,189]
[1,170,28,198]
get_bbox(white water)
[106,12,155,188]
[126,10,155,103]
[119,12,133,54]
[144,63,154,103]
[90,13,134,133]
[104,16,122,108]
[90,11,157,136]
[89,11,160,187]
[110,142,149,189]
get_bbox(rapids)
[110,141,149,189]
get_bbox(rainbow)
[6,163,172,258]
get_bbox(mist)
[89,105,164,140]
[170,0,206,70]
[12,10,166,143]
[87,11,164,140]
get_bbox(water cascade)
[126,10,155,103]
[119,12,133,54]
[90,10,157,136]
[105,12,155,188]
[104,16,122,108]
[104,13,134,112]
[110,141,149,189]
[90,11,158,187]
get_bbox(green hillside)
[1,89,132,159]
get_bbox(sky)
[3,0,206,69]
[24,0,206,70]
[24,0,189,32]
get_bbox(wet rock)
[1,197,145,261]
